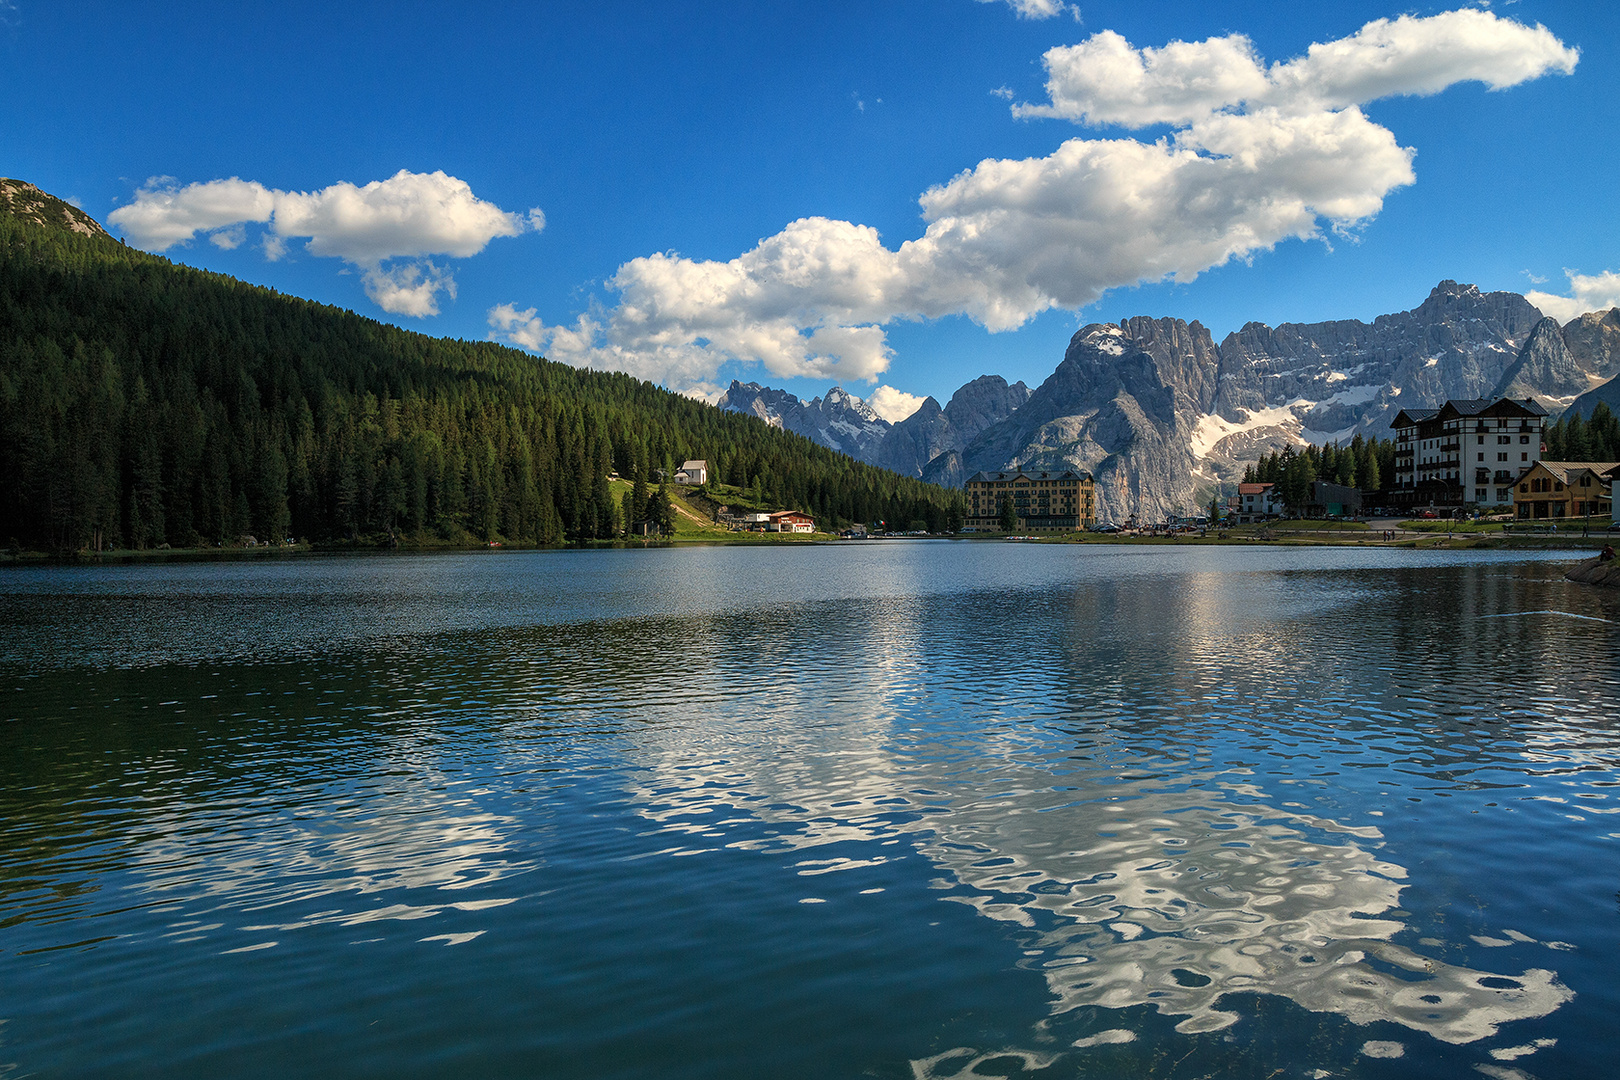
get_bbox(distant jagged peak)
[1427,278,1481,301]
[820,385,882,423]
[1072,322,1132,356]
[1411,278,1539,324]
[0,178,112,240]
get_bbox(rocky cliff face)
[870,396,950,477]
[1200,282,1542,451]
[1562,309,1620,420]
[942,375,1033,445]
[1562,308,1620,380]
[0,179,110,239]
[1492,318,1585,403]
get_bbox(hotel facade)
[1389,397,1547,510]
[964,469,1096,532]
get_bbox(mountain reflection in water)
[1,545,1617,1079]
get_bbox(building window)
[1522,453,1529,461]
[1478,453,1485,461]
[1498,453,1508,462]
[1521,435,1530,444]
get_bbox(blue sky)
[3,0,1615,416]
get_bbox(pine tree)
[652,482,675,535]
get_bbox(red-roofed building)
[1236,482,1279,522]
[767,511,815,533]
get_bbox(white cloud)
[1013,30,1271,127]
[269,171,534,263]
[107,170,539,317]
[867,385,928,423]
[978,0,1080,21]
[679,383,728,406]
[489,10,1574,391]
[209,223,247,250]
[1265,10,1578,111]
[362,261,457,318]
[1526,270,1620,324]
[108,176,275,250]
[1015,10,1577,126]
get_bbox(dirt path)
[671,497,716,528]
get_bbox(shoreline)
[2,528,1611,565]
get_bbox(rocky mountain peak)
[1073,322,1130,355]
[819,386,881,424]
[1492,317,1584,404]
[1426,279,1480,303]
[0,178,111,240]
[1561,307,1620,383]
[942,375,1031,438]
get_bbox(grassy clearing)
[606,479,828,543]
[1399,519,1508,533]
[1246,520,1370,532]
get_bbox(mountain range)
[721,282,1620,522]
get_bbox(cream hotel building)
[964,469,1096,532]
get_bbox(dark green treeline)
[1243,435,1394,509]
[1544,403,1620,463]
[0,210,964,553]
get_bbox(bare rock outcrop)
[1565,556,1620,587]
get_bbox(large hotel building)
[1389,397,1547,511]
[964,469,1096,532]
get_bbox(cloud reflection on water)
[621,558,1592,1057]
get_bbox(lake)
[3,543,1618,1078]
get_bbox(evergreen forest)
[1242,434,1394,511]
[1543,404,1620,463]
[0,188,965,553]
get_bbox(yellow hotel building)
[964,469,1096,532]
[1513,460,1618,520]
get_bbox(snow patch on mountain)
[1189,401,1310,459]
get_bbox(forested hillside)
[0,182,962,553]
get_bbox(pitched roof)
[1529,461,1620,484]
[1238,482,1273,495]
[1439,397,1549,419]
[1390,408,1440,428]
[966,469,1093,483]
[1392,397,1547,428]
